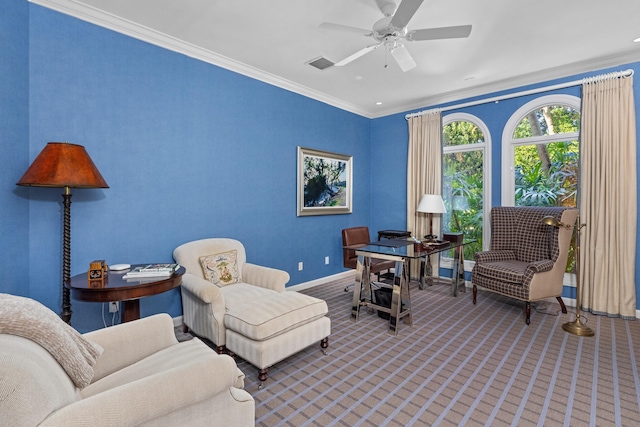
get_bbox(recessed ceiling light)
[634,37,640,43]
[376,102,382,105]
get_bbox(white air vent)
[306,57,334,70]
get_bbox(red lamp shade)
[17,142,108,188]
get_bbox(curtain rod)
[405,68,634,120]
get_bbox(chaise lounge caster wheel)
[321,337,329,355]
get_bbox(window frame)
[500,94,581,288]
[441,112,491,271]
[501,94,581,206]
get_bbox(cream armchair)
[174,238,331,386]
[0,294,254,427]
[471,206,578,324]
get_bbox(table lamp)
[17,142,108,324]
[417,194,447,241]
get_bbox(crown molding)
[376,49,640,118]
[29,0,373,117]
[29,1,640,120]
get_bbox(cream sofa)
[174,238,331,386]
[0,294,254,427]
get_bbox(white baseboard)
[287,271,354,292]
[172,315,183,329]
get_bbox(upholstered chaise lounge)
[173,238,331,386]
[0,294,254,427]
[471,206,578,324]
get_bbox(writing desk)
[348,239,474,335]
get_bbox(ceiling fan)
[320,0,472,72]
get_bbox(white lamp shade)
[417,194,447,214]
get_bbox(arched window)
[502,95,581,207]
[502,95,580,280]
[442,113,490,261]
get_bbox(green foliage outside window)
[513,105,580,208]
[442,121,484,260]
[512,105,580,272]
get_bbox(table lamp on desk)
[417,194,447,242]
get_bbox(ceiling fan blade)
[319,22,373,37]
[334,44,380,66]
[390,44,416,72]
[408,25,472,41]
[389,0,424,29]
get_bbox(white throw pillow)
[199,250,240,286]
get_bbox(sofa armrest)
[180,272,226,305]
[40,354,253,427]
[242,263,289,292]
[474,250,517,263]
[525,259,555,274]
[522,259,555,286]
[84,313,177,382]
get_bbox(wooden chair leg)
[525,302,531,325]
[556,296,568,313]
[472,285,477,304]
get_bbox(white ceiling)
[34,0,640,118]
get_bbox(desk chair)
[342,226,395,292]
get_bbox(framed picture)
[297,146,352,216]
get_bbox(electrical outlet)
[325,256,330,265]
[298,262,303,271]
[109,301,119,313]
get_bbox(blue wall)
[2,3,373,332]
[1,1,638,332]
[1,0,30,297]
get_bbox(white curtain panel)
[407,111,442,277]
[580,74,637,319]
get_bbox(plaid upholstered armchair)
[471,206,578,324]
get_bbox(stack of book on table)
[123,263,180,280]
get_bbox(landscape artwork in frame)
[297,147,352,216]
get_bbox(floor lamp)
[17,142,108,324]
[541,214,594,337]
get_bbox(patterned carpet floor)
[231,274,640,426]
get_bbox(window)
[442,113,490,262]
[502,95,581,207]
[502,95,581,280]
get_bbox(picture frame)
[297,146,352,216]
